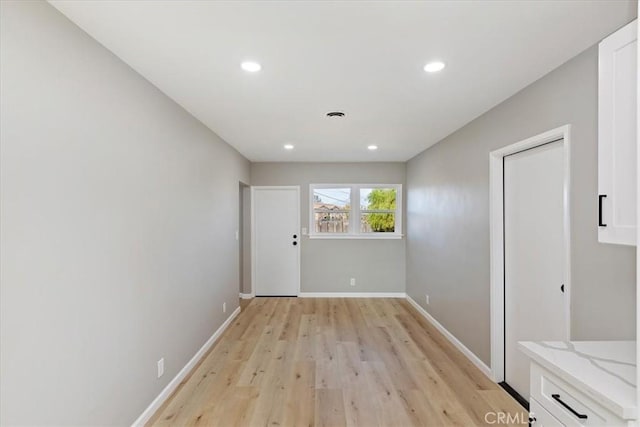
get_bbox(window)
[310,184,402,239]
[312,187,351,234]
[359,187,397,233]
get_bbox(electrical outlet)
[157,358,164,378]
[223,302,226,313]
[350,278,356,287]
[425,294,430,305]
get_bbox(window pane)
[313,188,351,210]
[313,188,351,233]
[361,212,395,233]
[360,188,396,233]
[314,212,350,233]
[360,188,396,211]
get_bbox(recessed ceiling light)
[241,61,261,72]
[283,144,294,150]
[367,145,378,151]
[424,61,445,73]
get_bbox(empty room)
[1,0,639,426]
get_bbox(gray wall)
[0,1,250,425]
[407,43,637,366]
[251,162,406,293]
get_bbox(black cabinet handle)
[293,234,297,239]
[599,195,607,227]
[551,394,587,420]
[292,241,297,246]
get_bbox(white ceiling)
[49,0,636,162]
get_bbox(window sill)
[307,234,404,240]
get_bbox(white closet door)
[504,140,567,400]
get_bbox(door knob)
[293,234,297,238]
[292,241,298,246]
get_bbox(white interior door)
[253,186,300,296]
[504,140,568,401]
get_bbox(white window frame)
[309,183,403,239]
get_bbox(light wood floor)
[149,298,526,426]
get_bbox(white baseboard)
[131,306,241,426]
[298,292,406,298]
[405,295,493,380]
[239,292,254,299]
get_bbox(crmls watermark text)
[484,411,530,424]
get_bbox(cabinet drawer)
[531,398,564,427]
[530,363,626,426]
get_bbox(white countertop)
[518,341,636,420]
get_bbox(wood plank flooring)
[149,298,527,426]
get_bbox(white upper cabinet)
[598,20,638,246]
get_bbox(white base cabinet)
[529,363,631,426]
[530,398,563,427]
[519,341,636,427]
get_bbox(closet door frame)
[489,125,572,383]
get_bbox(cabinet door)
[598,19,637,246]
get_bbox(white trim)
[251,187,255,300]
[406,295,493,380]
[489,125,572,383]
[131,306,241,427]
[309,183,403,238]
[251,186,301,297]
[636,5,639,414]
[239,292,254,299]
[308,234,404,240]
[299,292,406,298]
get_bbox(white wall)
[0,1,249,424]
[251,162,406,294]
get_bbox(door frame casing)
[239,183,252,298]
[489,125,572,382]
[251,186,301,297]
